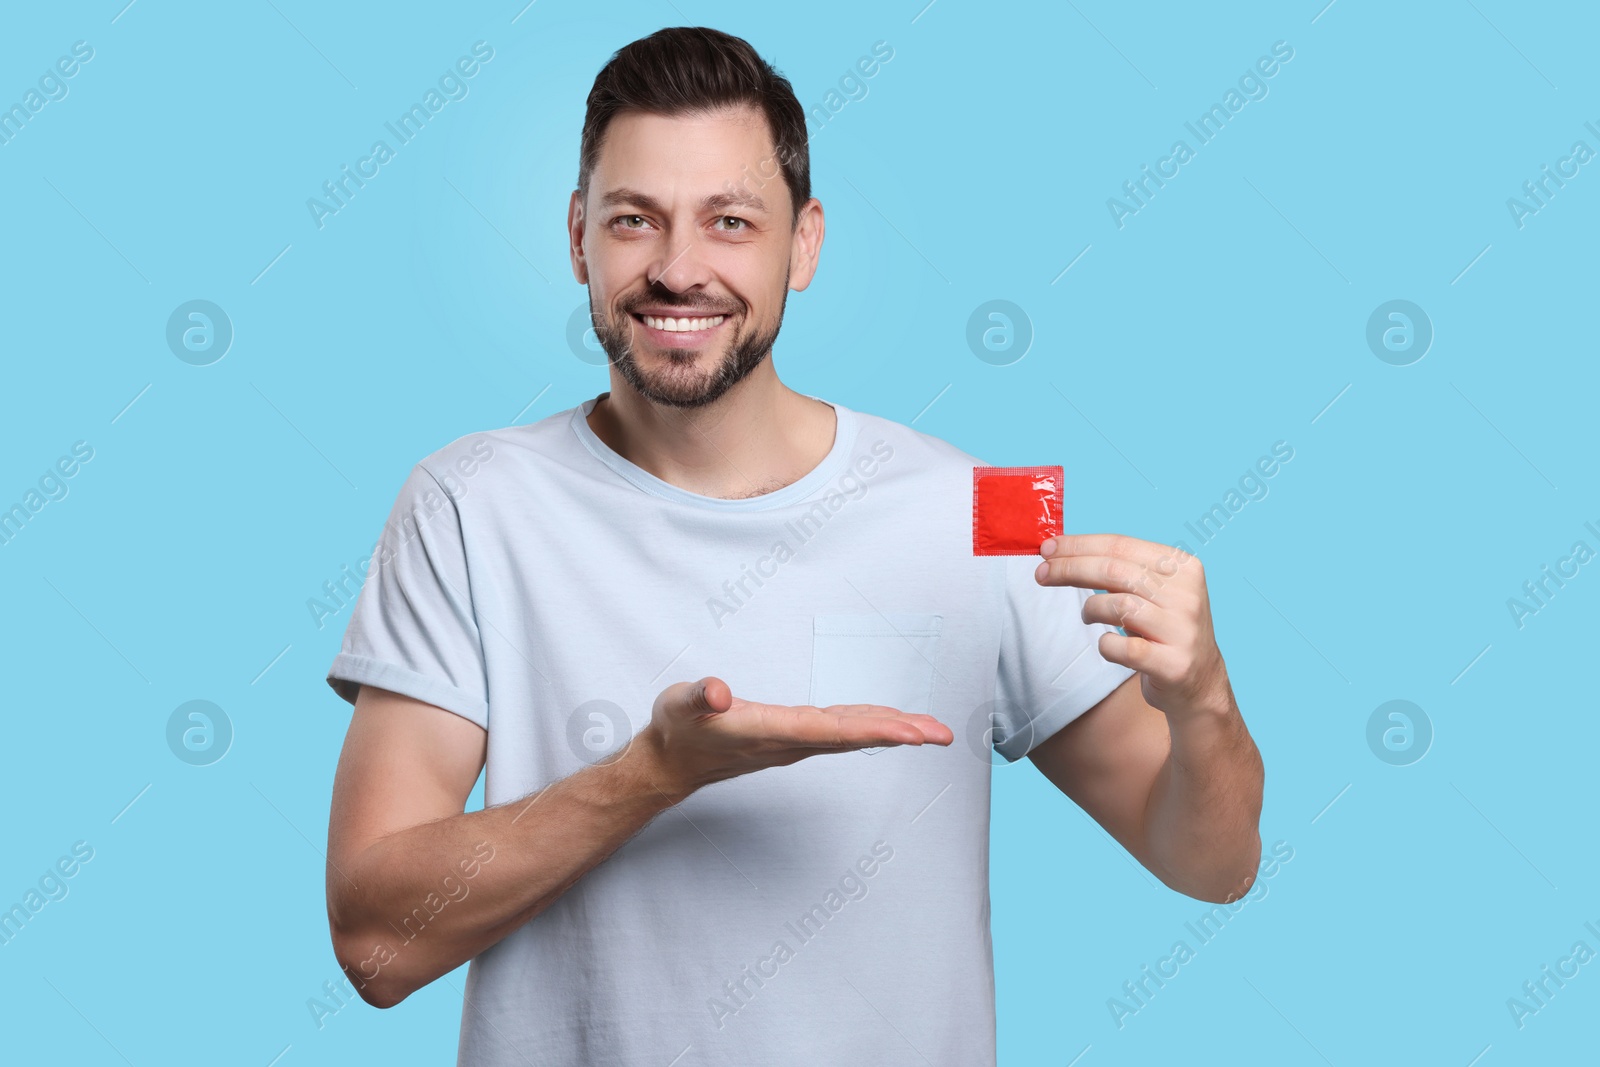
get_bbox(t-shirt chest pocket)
[808,613,943,754]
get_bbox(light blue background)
[2,1,1595,1063]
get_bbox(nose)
[647,229,715,295]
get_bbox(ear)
[786,197,825,293]
[568,189,588,285]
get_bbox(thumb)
[687,676,733,715]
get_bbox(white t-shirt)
[326,393,1134,1066]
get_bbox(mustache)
[619,297,740,318]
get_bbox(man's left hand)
[1035,534,1233,722]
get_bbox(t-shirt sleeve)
[325,463,489,729]
[990,554,1137,762]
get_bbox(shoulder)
[843,404,991,472]
[410,405,581,493]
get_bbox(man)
[324,25,1263,1066]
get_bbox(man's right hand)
[326,678,951,1007]
[639,676,954,796]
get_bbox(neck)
[586,360,836,500]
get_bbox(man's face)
[568,105,822,409]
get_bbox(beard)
[591,282,787,410]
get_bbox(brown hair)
[578,27,811,226]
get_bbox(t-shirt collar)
[569,392,859,511]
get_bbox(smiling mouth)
[631,312,728,333]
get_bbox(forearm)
[1141,690,1264,902]
[328,727,691,1007]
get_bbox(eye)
[715,216,749,232]
[614,215,649,230]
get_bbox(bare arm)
[1030,534,1264,902]
[325,677,952,1008]
[325,684,690,1008]
[1027,673,1263,902]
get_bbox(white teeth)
[642,314,725,332]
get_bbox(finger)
[658,676,732,721]
[768,744,894,766]
[683,677,732,715]
[895,714,954,744]
[1080,591,1181,643]
[1040,534,1198,571]
[1097,631,1178,680]
[652,675,732,726]
[819,705,954,744]
[816,702,908,717]
[864,715,954,744]
[778,707,933,749]
[828,712,931,748]
[720,700,952,747]
[822,703,940,723]
[779,739,939,761]
[1035,554,1150,594]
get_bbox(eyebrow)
[597,187,769,216]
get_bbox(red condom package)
[972,465,1064,555]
